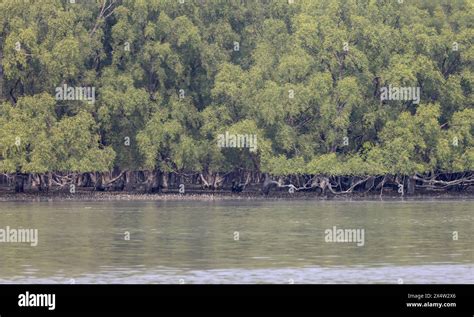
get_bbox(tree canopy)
[0,0,472,191]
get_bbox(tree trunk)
[23,173,33,191]
[31,174,41,191]
[95,172,105,191]
[161,171,169,192]
[407,175,416,195]
[14,172,25,193]
[0,41,4,102]
[39,173,49,192]
[365,176,375,191]
[144,170,158,193]
[170,172,177,188]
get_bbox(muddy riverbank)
[1,187,473,202]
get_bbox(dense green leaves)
[0,0,472,177]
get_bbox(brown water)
[0,199,472,284]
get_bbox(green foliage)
[0,94,114,173]
[0,0,472,177]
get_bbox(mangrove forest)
[0,0,473,195]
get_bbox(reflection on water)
[0,200,472,284]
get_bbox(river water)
[0,199,472,284]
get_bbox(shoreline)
[1,190,473,202]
